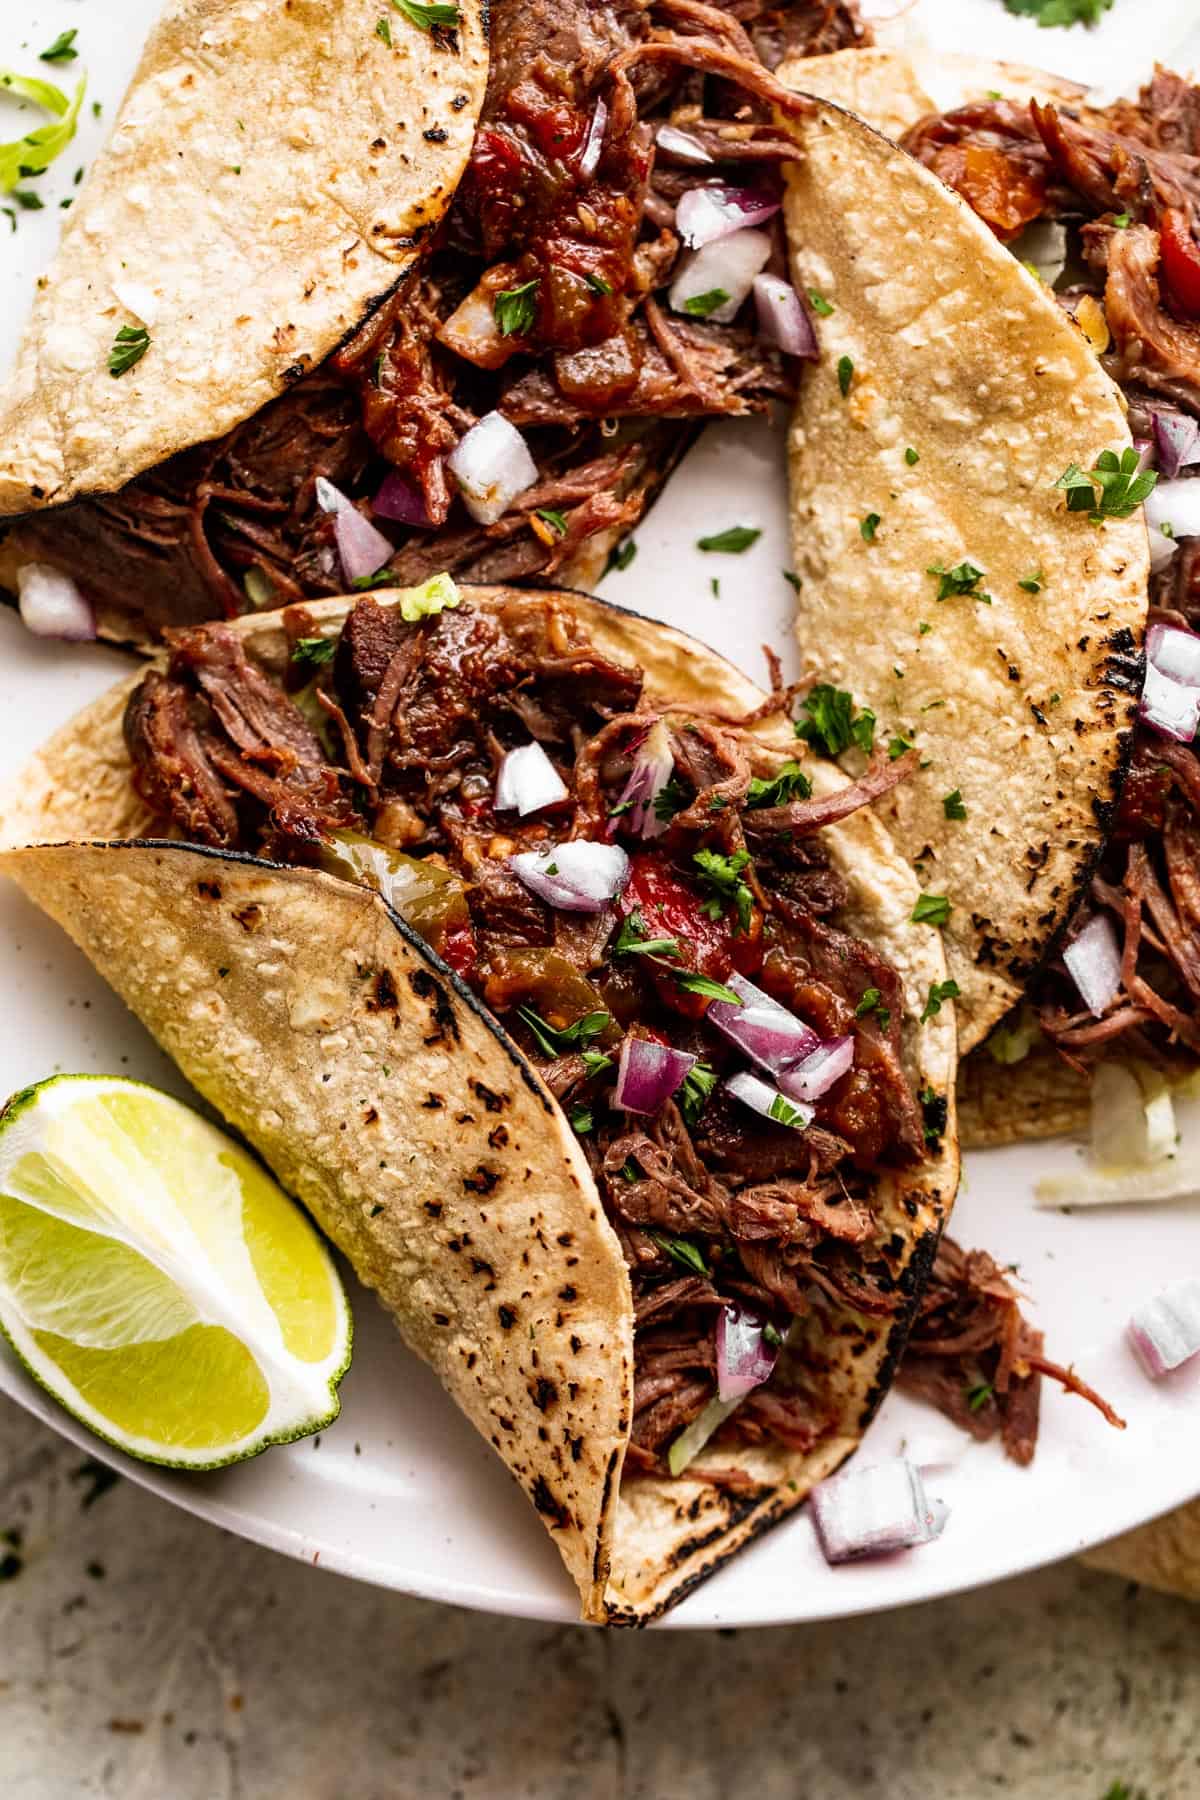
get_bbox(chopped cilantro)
[697,525,761,554]
[782,569,802,593]
[1055,448,1156,521]
[1018,570,1044,594]
[1002,0,1113,26]
[928,560,991,603]
[683,287,730,319]
[855,987,891,1031]
[693,848,754,933]
[1111,212,1131,228]
[673,970,742,1006]
[1049,690,1062,706]
[652,775,688,824]
[746,760,812,809]
[40,30,78,63]
[762,1322,785,1348]
[292,636,337,670]
[796,683,875,757]
[12,189,43,210]
[581,1049,614,1079]
[918,620,932,635]
[836,354,854,397]
[911,892,951,927]
[108,324,150,377]
[605,538,637,575]
[651,1234,709,1276]
[613,909,680,960]
[921,978,961,1022]
[535,508,567,537]
[351,569,398,591]
[860,512,881,543]
[679,1062,717,1127]
[376,15,393,42]
[905,446,920,466]
[494,279,538,337]
[569,1103,594,1135]
[942,788,967,820]
[516,1006,611,1058]
[808,289,834,316]
[585,272,613,296]
[391,0,462,29]
[967,1381,995,1412]
[710,577,720,599]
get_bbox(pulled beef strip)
[898,1237,1125,1466]
[5,0,866,640]
[122,587,929,1472]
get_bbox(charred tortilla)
[0,587,958,1623]
[773,75,1148,1055]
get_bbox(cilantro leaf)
[928,560,991,603]
[746,760,812,809]
[535,508,567,537]
[391,0,462,29]
[652,775,688,824]
[40,30,78,63]
[855,987,892,1031]
[808,290,834,316]
[673,971,743,1006]
[581,1049,614,1079]
[683,287,730,319]
[1002,0,1113,26]
[605,538,637,575]
[516,1006,611,1058]
[494,279,538,337]
[679,1062,717,1127]
[1055,447,1157,521]
[966,1381,995,1412]
[860,512,881,543]
[942,788,968,820]
[795,683,876,757]
[613,909,680,960]
[837,354,854,396]
[697,526,761,554]
[292,636,337,670]
[921,978,961,1022]
[693,848,754,933]
[782,569,802,593]
[108,324,150,377]
[376,15,393,42]
[570,1103,594,1135]
[911,892,951,927]
[1018,570,1044,594]
[905,446,920,466]
[651,1233,710,1276]
[889,734,915,761]
[585,272,612,296]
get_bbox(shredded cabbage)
[0,67,86,194]
[1035,1061,1193,1208]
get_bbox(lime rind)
[0,1074,352,1470]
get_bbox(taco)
[0,582,957,1622]
[781,50,1200,1149]
[0,0,864,647]
[769,74,1148,1056]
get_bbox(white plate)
[1,0,1198,1629]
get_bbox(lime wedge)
[0,1076,351,1468]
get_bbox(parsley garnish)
[967,1382,995,1412]
[836,354,854,396]
[911,892,951,927]
[391,0,462,29]
[808,290,834,316]
[889,734,915,761]
[683,287,730,319]
[108,324,150,377]
[12,189,43,210]
[651,1234,709,1276]
[860,512,881,543]
[1018,570,1044,594]
[40,30,78,63]
[516,1006,611,1058]
[768,1092,809,1128]
[494,279,538,337]
[921,978,961,1022]
[569,1103,593,1135]
[652,776,688,824]
[796,684,875,757]
[905,446,920,466]
[674,971,742,1006]
[746,760,812,809]
[585,272,613,296]
[351,569,397,591]
[376,15,393,42]
[613,909,680,960]
[697,526,761,554]
[693,848,754,933]
[762,1322,785,1349]
[605,539,637,575]
[783,569,801,593]
[535,508,567,536]
[1055,448,1156,522]
[928,560,991,603]
[1002,0,1113,27]
[710,577,720,599]
[918,620,932,635]
[942,788,967,820]
[581,1049,614,1079]
[292,636,337,670]
[679,1062,717,1127]
[855,987,892,1031]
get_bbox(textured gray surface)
[2,1401,1198,1799]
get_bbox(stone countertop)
[3,1402,1198,1800]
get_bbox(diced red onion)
[1062,913,1122,1018]
[667,1395,740,1476]
[448,411,538,526]
[716,1304,778,1402]
[313,476,394,583]
[708,973,820,1074]
[675,185,780,249]
[578,99,608,179]
[1140,661,1200,744]
[1148,621,1200,688]
[669,228,772,325]
[1149,524,1180,575]
[608,719,674,841]
[373,470,433,528]
[1152,409,1200,480]
[810,1459,949,1565]
[752,274,818,359]
[494,742,569,816]
[1128,1277,1200,1378]
[614,1036,696,1114]
[1146,477,1200,542]
[15,564,96,641]
[725,1070,814,1132]
[655,123,714,166]
[780,1035,855,1104]
[509,841,630,913]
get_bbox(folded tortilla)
[0,0,488,514]
[0,589,959,1622]
[774,70,1148,1055]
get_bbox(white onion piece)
[669,228,772,325]
[1036,1158,1200,1208]
[1141,661,1200,744]
[709,972,820,1073]
[752,274,818,358]
[614,1037,696,1114]
[1152,409,1200,480]
[1062,914,1122,1017]
[438,279,518,371]
[1146,477,1200,541]
[655,123,714,166]
[16,564,96,641]
[667,1395,740,1476]
[810,1460,948,1565]
[509,841,630,913]
[448,411,538,525]
[314,475,347,514]
[676,185,780,249]
[1012,218,1067,290]
[780,1035,855,1103]
[1149,524,1181,574]
[1089,1062,1178,1172]
[716,1305,778,1402]
[725,1070,814,1132]
[494,742,569,816]
[609,719,675,840]
[578,99,608,178]
[1147,621,1200,687]
[1128,1278,1200,1377]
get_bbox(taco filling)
[2,0,866,640]
[901,71,1200,1079]
[118,583,935,1477]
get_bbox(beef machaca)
[0,584,957,1619]
[0,0,868,644]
